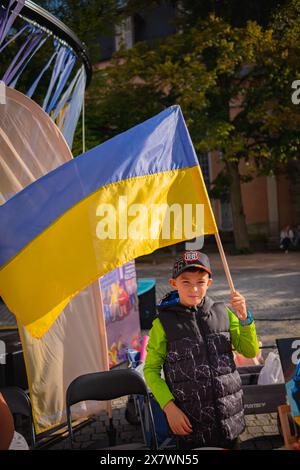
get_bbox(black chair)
[0,386,35,447]
[66,369,158,450]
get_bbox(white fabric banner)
[0,86,109,433]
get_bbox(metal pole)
[214,231,235,293]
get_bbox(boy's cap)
[172,250,212,278]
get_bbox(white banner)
[0,86,109,433]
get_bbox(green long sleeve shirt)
[144,307,259,410]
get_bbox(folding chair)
[66,369,158,450]
[0,386,35,448]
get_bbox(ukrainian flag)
[0,106,217,338]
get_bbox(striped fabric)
[0,105,217,338]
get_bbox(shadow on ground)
[240,434,284,450]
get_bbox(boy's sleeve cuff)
[159,392,175,410]
[239,309,254,326]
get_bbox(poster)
[276,337,300,425]
[100,261,141,368]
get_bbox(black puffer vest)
[157,291,245,447]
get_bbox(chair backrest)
[66,369,149,407]
[66,369,158,450]
[0,386,35,447]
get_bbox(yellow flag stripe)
[0,166,217,338]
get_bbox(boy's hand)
[230,291,247,320]
[163,401,193,436]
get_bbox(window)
[220,201,233,231]
[198,153,211,187]
[115,17,134,51]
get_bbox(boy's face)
[169,269,213,307]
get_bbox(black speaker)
[137,279,157,330]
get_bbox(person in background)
[279,225,294,253]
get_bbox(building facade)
[96,2,299,244]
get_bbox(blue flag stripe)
[0,106,199,267]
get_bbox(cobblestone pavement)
[49,251,299,450]
[48,399,283,450]
[47,398,141,450]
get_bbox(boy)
[144,250,259,449]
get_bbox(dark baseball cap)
[172,250,212,278]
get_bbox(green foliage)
[85,0,300,182]
[38,1,165,64]
[38,0,123,63]
[175,0,288,29]
[209,171,231,203]
[3,0,300,182]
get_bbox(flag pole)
[214,231,235,293]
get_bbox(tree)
[175,0,288,28]
[84,0,300,251]
[38,0,125,63]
